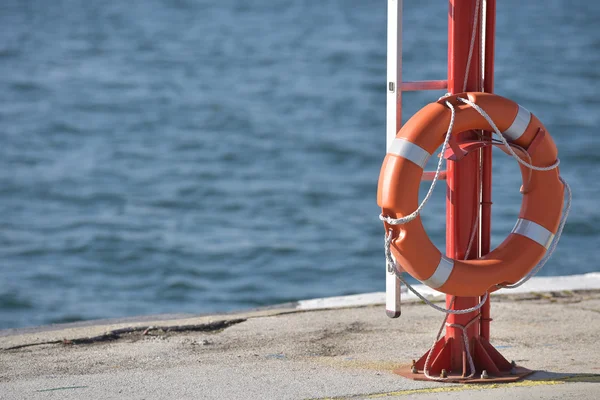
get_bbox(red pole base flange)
[393,336,533,383]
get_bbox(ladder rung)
[422,171,447,181]
[402,80,448,92]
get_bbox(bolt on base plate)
[394,365,534,384]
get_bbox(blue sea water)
[0,0,599,329]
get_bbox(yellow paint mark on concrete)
[365,379,564,399]
[311,374,600,400]
[312,381,562,400]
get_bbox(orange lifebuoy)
[377,92,564,296]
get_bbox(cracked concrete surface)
[0,291,599,399]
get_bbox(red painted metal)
[395,365,532,383]
[480,0,497,341]
[396,0,532,382]
[421,171,447,181]
[444,0,482,375]
[401,80,448,91]
[446,133,470,161]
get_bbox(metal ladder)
[385,0,448,317]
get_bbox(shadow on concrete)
[528,370,600,384]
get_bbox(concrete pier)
[1,273,599,399]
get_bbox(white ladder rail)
[385,0,448,318]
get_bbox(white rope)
[453,96,570,288]
[499,176,572,289]
[463,157,483,259]
[419,307,479,381]
[384,232,488,315]
[384,229,485,380]
[464,212,479,260]
[379,99,456,226]
[456,97,560,171]
[462,0,481,92]
[480,0,487,92]
[461,0,483,288]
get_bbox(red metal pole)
[445,0,482,373]
[396,0,532,381]
[480,0,496,341]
